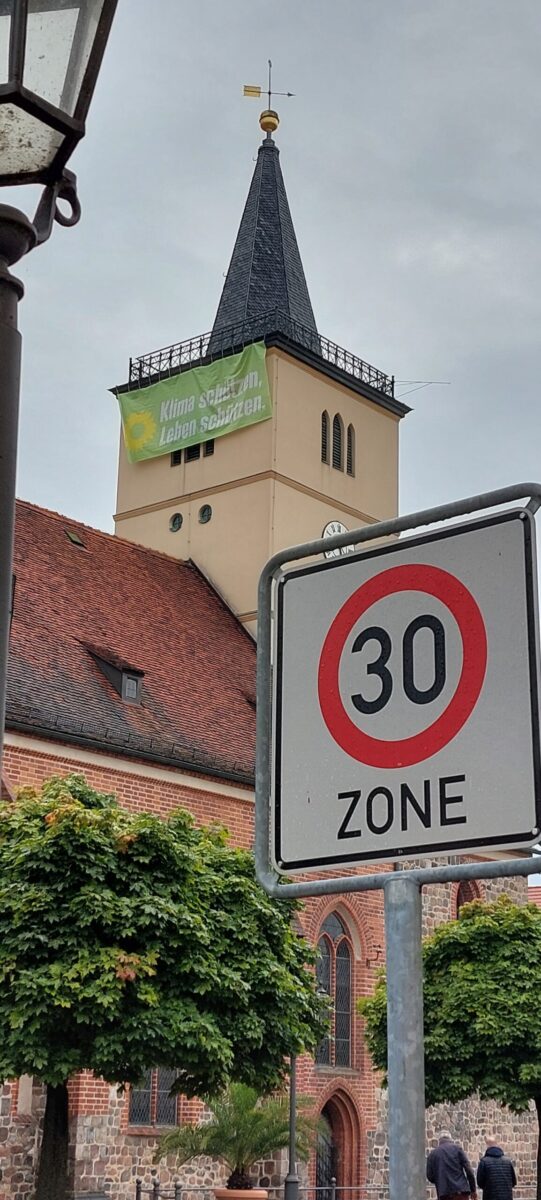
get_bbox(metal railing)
[134,1182,537,1200]
[135,1185,183,1200]
[275,1187,389,1200]
[134,1188,390,1200]
[127,310,394,400]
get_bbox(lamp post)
[0,0,118,779]
[284,1055,299,1200]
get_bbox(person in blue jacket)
[427,1130,477,1198]
[476,1137,517,1200]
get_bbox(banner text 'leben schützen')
[116,342,271,463]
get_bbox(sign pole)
[384,874,426,1200]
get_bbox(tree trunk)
[35,1082,69,1200]
[535,1095,541,1200]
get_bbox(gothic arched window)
[315,912,352,1067]
[321,411,330,464]
[456,880,480,916]
[332,415,343,471]
[346,425,355,476]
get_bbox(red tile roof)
[528,886,541,908]
[7,501,256,783]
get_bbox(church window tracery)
[315,911,352,1067]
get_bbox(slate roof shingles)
[210,134,317,342]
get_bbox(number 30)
[351,615,446,714]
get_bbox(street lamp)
[0,0,118,777]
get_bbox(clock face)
[322,521,355,560]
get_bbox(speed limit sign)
[271,509,541,871]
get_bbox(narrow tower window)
[332,415,343,471]
[321,412,329,464]
[346,425,355,476]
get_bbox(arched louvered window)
[315,912,352,1067]
[332,415,343,470]
[346,425,355,477]
[321,411,330,464]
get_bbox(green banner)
[117,342,271,463]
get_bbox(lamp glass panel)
[26,0,106,116]
[0,2,13,87]
[0,102,62,175]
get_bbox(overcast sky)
[9,0,541,533]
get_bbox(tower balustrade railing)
[127,310,394,400]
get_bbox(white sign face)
[272,510,541,872]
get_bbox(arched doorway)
[316,1093,362,1194]
[316,1106,337,1199]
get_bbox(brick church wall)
[0,739,537,1197]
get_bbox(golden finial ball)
[259,109,279,134]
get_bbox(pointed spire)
[210,121,318,346]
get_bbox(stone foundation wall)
[0,1081,45,1200]
[367,1086,537,1196]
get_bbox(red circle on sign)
[317,563,487,769]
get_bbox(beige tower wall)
[116,402,274,515]
[116,477,273,627]
[114,346,401,629]
[270,351,398,524]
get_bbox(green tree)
[0,775,326,1200]
[155,1081,318,1188]
[359,895,541,1199]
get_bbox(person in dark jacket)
[477,1138,517,1200]
[427,1130,477,1199]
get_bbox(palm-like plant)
[155,1082,318,1189]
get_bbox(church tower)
[114,109,408,632]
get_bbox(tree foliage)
[359,895,541,1112]
[155,1082,318,1187]
[0,774,327,1096]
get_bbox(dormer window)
[85,645,144,706]
[122,673,141,704]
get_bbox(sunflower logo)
[124,410,157,454]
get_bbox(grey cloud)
[8,0,541,530]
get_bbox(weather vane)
[243,60,294,136]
